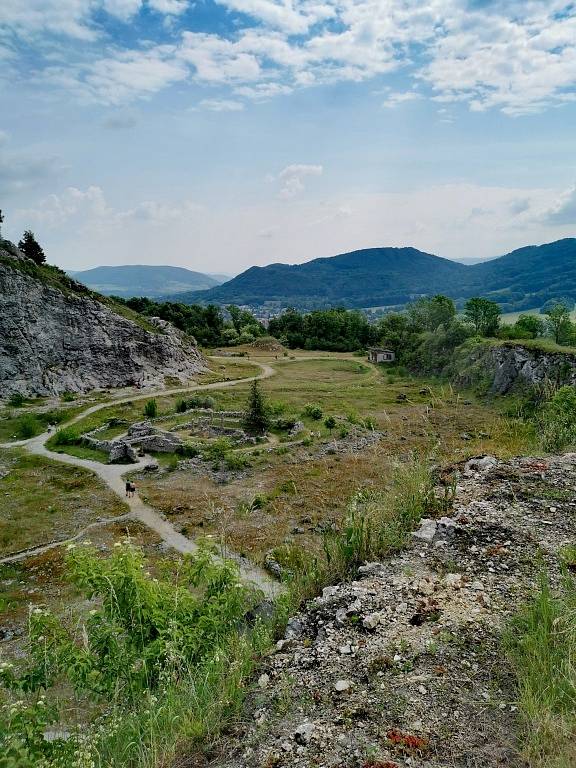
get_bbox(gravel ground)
[206,453,576,768]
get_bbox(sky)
[0,0,575,274]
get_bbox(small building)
[368,347,395,364]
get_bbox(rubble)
[209,454,576,768]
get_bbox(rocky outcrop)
[0,244,206,396]
[453,340,576,395]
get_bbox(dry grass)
[0,448,128,556]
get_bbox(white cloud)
[0,139,65,196]
[382,90,421,108]
[540,184,576,226]
[3,2,576,114]
[277,163,323,198]
[198,98,245,111]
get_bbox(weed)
[505,573,576,767]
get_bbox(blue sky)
[0,0,575,273]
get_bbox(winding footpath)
[0,360,282,597]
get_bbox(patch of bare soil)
[205,454,576,768]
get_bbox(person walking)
[125,480,131,497]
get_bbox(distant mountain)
[170,247,469,308]
[167,239,576,312]
[70,265,223,298]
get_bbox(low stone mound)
[250,336,286,353]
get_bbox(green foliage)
[51,427,80,446]
[175,442,201,458]
[175,398,188,413]
[224,452,252,471]
[15,414,40,439]
[202,437,234,461]
[61,391,76,402]
[406,294,456,332]
[544,303,574,345]
[243,380,270,435]
[464,296,502,336]
[269,307,377,351]
[539,386,576,451]
[505,573,576,767]
[8,393,25,407]
[302,403,323,420]
[17,230,45,265]
[0,541,264,766]
[324,416,336,432]
[143,399,158,419]
[184,394,216,410]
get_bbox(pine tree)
[0,209,4,238]
[18,230,46,265]
[242,380,270,435]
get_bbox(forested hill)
[168,238,576,312]
[169,247,468,308]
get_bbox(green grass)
[0,449,127,555]
[506,574,576,767]
[48,443,111,463]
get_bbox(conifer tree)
[243,380,270,435]
[18,230,46,265]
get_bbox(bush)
[8,392,25,407]
[274,417,297,431]
[144,399,158,418]
[539,386,576,451]
[51,427,80,446]
[202,437,234,462]
[61,391,76,402]
[324,416,336,432]
[186,394,216,410]
[302,403,323,420]
[175,398,188,413]
[0,541,266,767]
[16,414,40,439]
[224,452,252,471]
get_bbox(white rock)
[294,722,315,745]
[334,679,353,693]
[338,644,353,655]
[258,673,270,689]
[444,573,464,590]
[412,518,437,543]
[362,612,381,630]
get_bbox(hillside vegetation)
[170,238,576,312]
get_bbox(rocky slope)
[454,340,576,395]
[209,453,575,768]
[0,243,206,396]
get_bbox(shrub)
[224,452,252,471]
[539,386,576,451]
[324,416,336,432]
[175,398,188,413]
[61,391,76,402]
[16,414,40,439]
[202,437,234,462]
[8,392,25,407]
[51,427,80,446]
[187,394,216,410]
[144,399,158,418]
[274,417,297,431]
[302,403,323,420]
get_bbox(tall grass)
[505,574,576,768]
[276,458,439,607]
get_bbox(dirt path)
[0,360,281,596]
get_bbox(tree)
[545,303,573,345]
[242,380,270,435]
[18,230,46,265]
[0,209,4,238]
[407,295,456,332]
[515,314,545,338]
[324,416,336,433]
[464,297,501,337]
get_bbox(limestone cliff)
[452,339,576,394]
[0,242,206,396]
